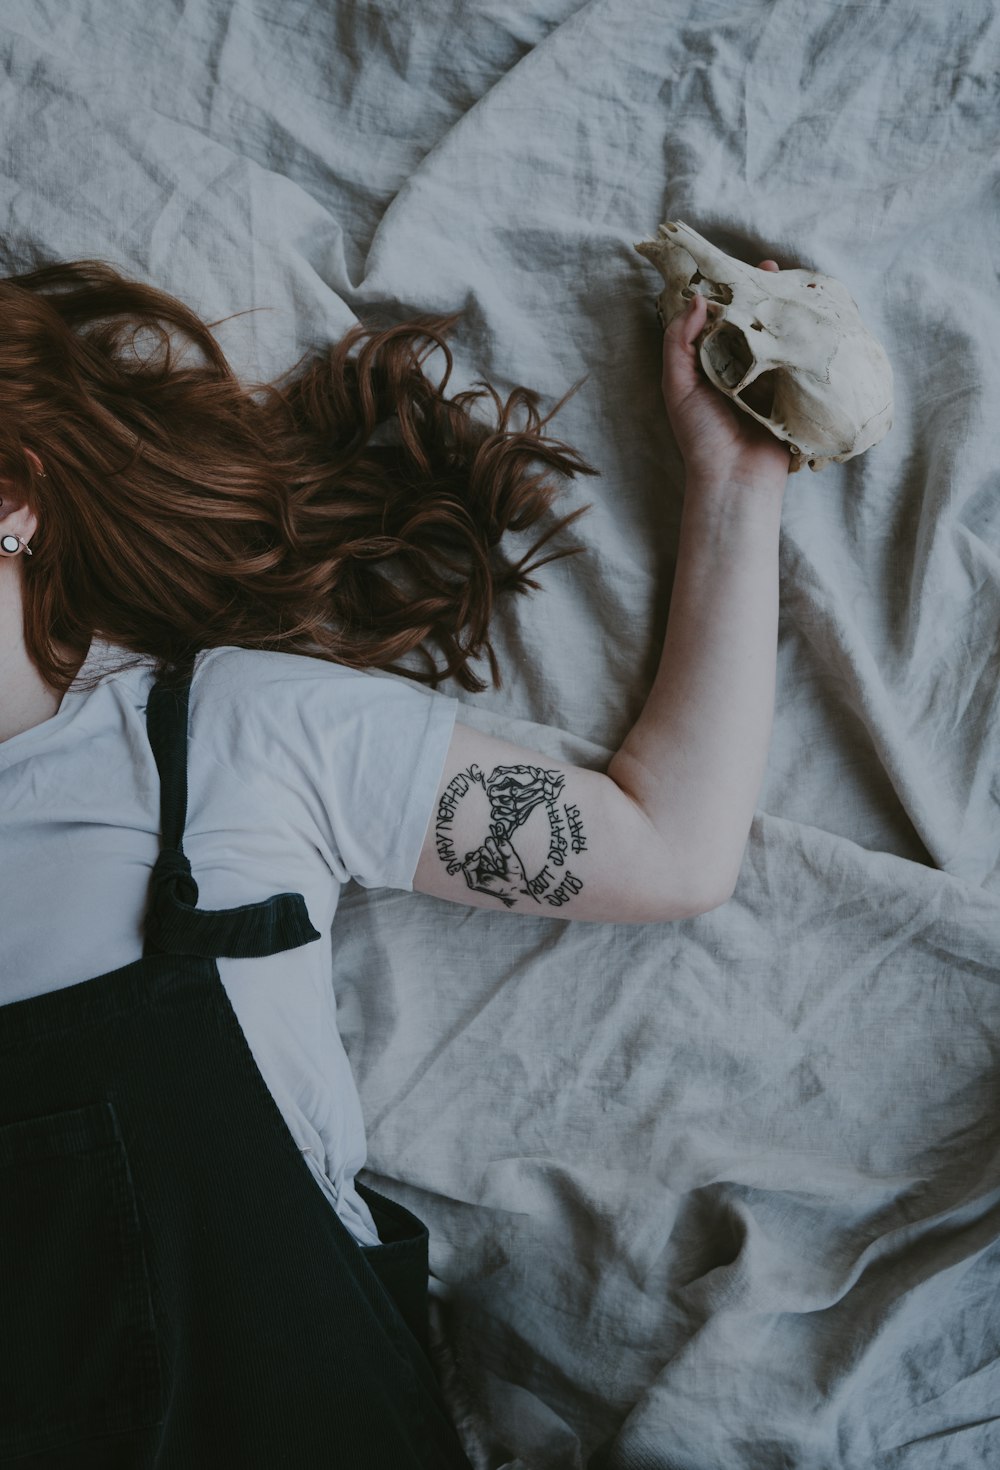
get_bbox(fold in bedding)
[1,2,998,1466]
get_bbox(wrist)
[683,464,788,507]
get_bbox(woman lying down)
[0,253,789,1466]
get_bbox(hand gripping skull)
[634,220,893,473]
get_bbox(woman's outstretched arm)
[412,466,784,923]
[606,466,786,907]
[412,259,791,923]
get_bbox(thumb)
[662,292,709,397]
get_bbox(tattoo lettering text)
[564,803,587,853]
[432,762,589,909]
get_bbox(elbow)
[639,882,734,924]
[687,857,741,917]
[689,883,736,917]
[668,876,736,921]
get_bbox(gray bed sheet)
[2,2,998,1465]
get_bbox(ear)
[0,448,45,488]
[0,451,44,545]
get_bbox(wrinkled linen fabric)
[2,2,998,1467]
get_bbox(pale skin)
[3,261,789,923]
[603,260,790,910]
[412,259,790,921]
[0,448,78,743]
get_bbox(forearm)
[607,471,786,905]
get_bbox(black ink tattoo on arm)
[432,763,588,910]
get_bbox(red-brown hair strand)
[0,256,599,694]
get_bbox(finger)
[758,259,779,272]
[664,290,707,343]
[661,293,709,397]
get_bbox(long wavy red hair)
[0,258,598,694]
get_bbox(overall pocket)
[0,1100,162,1463]
[357,1180,431,1352]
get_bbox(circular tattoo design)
[432,763,586,909]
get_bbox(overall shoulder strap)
[142,655,321,961]
[145,658,196,856]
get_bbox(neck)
[0,569,65,743]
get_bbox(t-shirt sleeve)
[193,648,459,892]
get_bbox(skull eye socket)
[702,323,780,418]
[702,323,753,390]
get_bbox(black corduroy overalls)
[0,658,473,1469]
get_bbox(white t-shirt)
[0,638,458,1247]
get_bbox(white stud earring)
[0,486,37,555]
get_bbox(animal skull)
[634,220,893,473]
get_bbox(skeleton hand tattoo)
[432,761,588,911]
